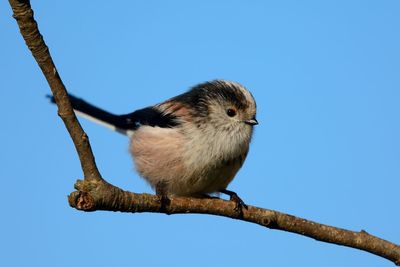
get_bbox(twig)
[8,0,400,265]
[9,0,101,181]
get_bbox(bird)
[49,80,258,209]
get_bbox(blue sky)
[1,1,399,266]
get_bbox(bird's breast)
[182,123,251,169]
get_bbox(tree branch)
[8,0,101,182]
[68,178,400,265]
[9,0,400,265]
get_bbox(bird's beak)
[244,118,258,126]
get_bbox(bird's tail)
[47,94,132,135]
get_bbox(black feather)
[47,94,180,130]
[120,107,180,130]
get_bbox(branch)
[68,178,400,265]
[8,0,101,181]
[9,0,400,265]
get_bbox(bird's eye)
[226,108,237,117]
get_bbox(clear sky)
[1,1,399,266]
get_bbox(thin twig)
[9,0,101,181]
[8,0,400,265]
[67,178,400,266]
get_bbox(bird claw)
[230,193,248,211]
[219,189,248,213]
[156,182,170,212]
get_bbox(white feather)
[74,110,117,131]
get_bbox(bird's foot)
[156,182,170,212]
[219,189,248,213]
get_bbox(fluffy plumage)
[49,80,258,197]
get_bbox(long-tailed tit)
[49,80,258,208]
